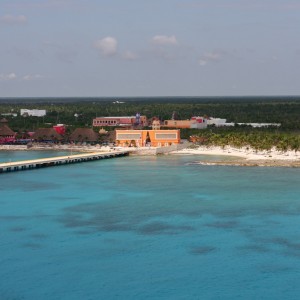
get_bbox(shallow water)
[1,153,300,299]
[0,150,75,163]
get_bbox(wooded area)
[1,97,300,149]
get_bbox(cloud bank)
[0,73,17,81]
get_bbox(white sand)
[1,144,300,162]
[171,145,300,161]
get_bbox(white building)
[20,109,46,117]
[190,116,207,129]
[207,118,227,127]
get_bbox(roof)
[0,124,15,136]
[31,128,63,140]
[69,128,99,142]
[0,118,8,123]
[94,116,137,119]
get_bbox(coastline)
[171,145,300,167]
[1,144,300,167]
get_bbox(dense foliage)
[1,96,300,150]
[1,96,300,131]
[187,126,300,152]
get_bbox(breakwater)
[0,150,129,173]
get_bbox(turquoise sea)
[1,151,300,299]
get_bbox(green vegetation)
[187,126,300,152]
[1,96,300,150]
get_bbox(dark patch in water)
[45,196,81,201]
[259,264,292,273]
[58,201,200,234]
[30,233,48,239]
[74,230,96,235]
[205,220,238,229]
[22,242,42,249]
[0,216,26,221]
[137,221,194,235]
[271,237,300,251]
[238,244,270,254]
[21,181,61,192]
[190,246,216,255]
[10,226,27,232]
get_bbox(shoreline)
[170,145,300,167]
[1,144,300,167]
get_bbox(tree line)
[1,97,300,150]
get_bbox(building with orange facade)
[163,120,191,128]
[93,115,147,127]
[163,116,207,129]
[115,129,180,147]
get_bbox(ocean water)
[1,152,300,299]
[0,150,76,163]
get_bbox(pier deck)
[0,150,129,173]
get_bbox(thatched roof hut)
[31,128,63,141]
[0,118,15,137]
[69,128,99,143]
[0,124,15,137]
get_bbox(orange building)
[163,117,207,129]
[115,130,180,147]
[163,120,191,128]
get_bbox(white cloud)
[122,51,138,61]
[94,37,118,56]
[152,35,178,46]
[198,51,222,66]
[0,14,27,25]
[198,59,207,66]
[0,73,17,81]
[23,74,43,81]
[204,52,221,61]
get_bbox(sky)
[0,0,300,97]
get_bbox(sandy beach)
[171,145,300,167]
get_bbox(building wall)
[163,120,191,128]
[93,116,147,127]
[115,130,180,147]
[207,118,227,126]
[20,109,46,117]
[163,117,207,129]
[190,117,207,129]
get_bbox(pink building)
[93,115,147,127]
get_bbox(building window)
[155,133,177,139]
[117,133,142,140]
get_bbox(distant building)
[53,124,66,135]
[207,118,227,127]
[93,115,147,127]
[163,116,207,129]
[115,129,180,147]
[190,117,207,129]
[1,113,17,117]
[220,122,281,128]
[20,109,46,117]
[151,118,161,130]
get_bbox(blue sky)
[0,0,300,97]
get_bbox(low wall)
[133,142,191,155]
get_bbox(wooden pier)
[0,150,129,173]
